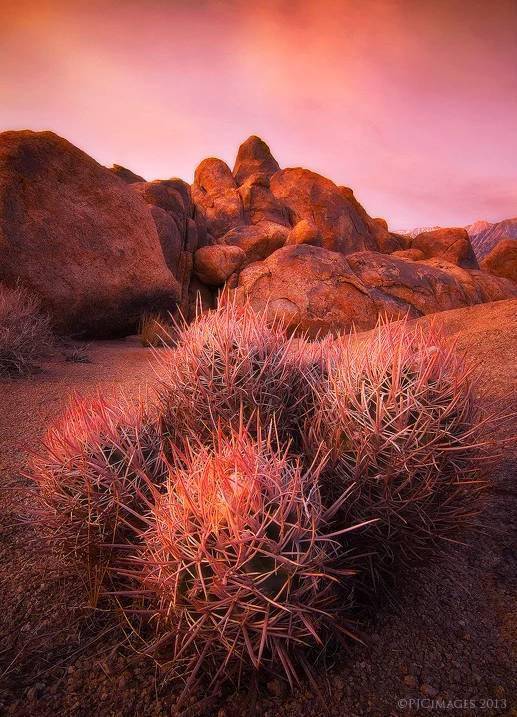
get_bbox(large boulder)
[221,221,289,264]
[233,245,517,337]
[0,130,180,336]
[147,205,184,272]
[194,245,245,286]
[191,158,244,238]
[374,217,388,231]
[377,231,407,254]
[233,244,378,337]
[347,253,501,315]
[270,169,383,255]
[339,193,405,253]
[469,268,517,302]
[411,228,479,269]
[133,179,188,218]
[233,135,280,186]
[480,239,517,283]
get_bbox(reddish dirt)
[0,301,516,716]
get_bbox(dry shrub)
[0,283,54,376]
[155,301,314,445]
[306,320,494,589]
[29,396,167,605]
[115,429,362,706]
[139,313,176,347]
[64,343,92,363]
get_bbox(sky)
[1,0,516,228]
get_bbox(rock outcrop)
[410,228,479,269]
[1,130,513,339]
[0,130,180,336]
[270,170,384,255]
[346,253,513,312]
[391,248,425,261]
[401,218,517,261]
[221,221,289,264]
[191,158,245,239]
[286,219,322,247]
[233,244,378,337]
[238,174,290,227]
[232,245,517,337]
[233,135,280,186]
[480,239,517,283]
[194,245,245,286]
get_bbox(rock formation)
[285,219,322,247]
[269,169,381,254]
[0,130,179,336]
[480,239,517,283]
[131,178,200,317]
[232,245,517,336]
[410,228,479,269]
[232,135,280,186]
[191,158,245,239]
[1,130,515,338]
[220,221,290,264]
[400,217,517,260]
[194,245,245,286]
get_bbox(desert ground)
[1,299,515,717]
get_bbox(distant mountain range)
[397,226,441,239]
[398,217,517,259]
[466,218,517,258]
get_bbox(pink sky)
[1,0,516,228]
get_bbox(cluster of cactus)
[116,431,364,707]
[304,322,494,591]
[29,301,495,703]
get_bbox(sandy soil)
[0,301,516,717]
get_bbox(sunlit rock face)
[0,130,180,336]
[480,239,517,283]
[410,228,479,269]
[232,244,517,337]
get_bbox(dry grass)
[64,343,92,363]
[0,284,54,376]
[139,313,176,348]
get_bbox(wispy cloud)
[1,0,516,227]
